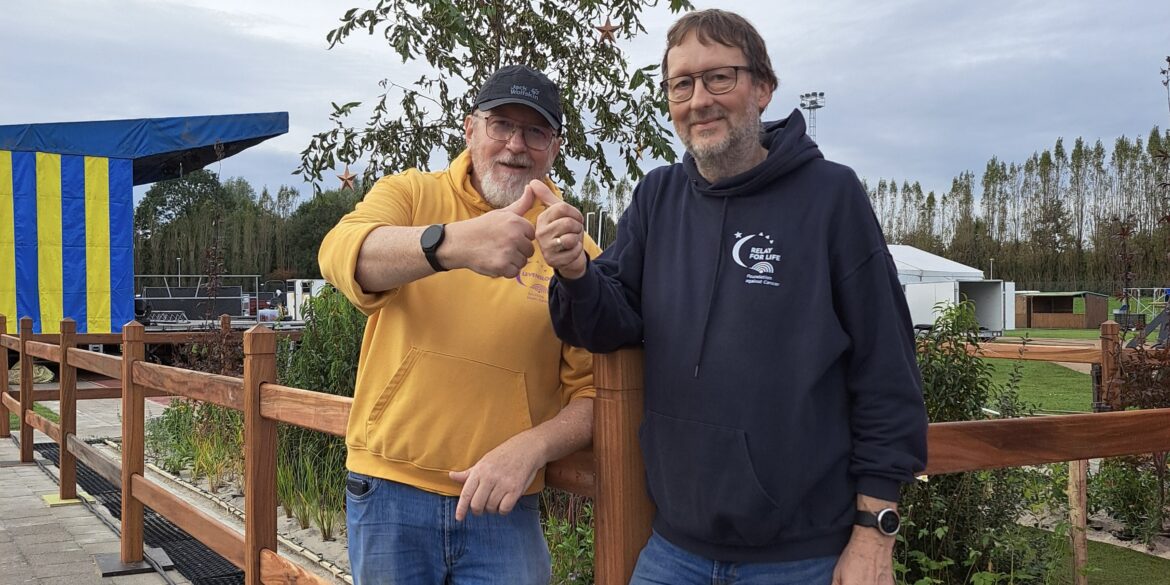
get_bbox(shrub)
[1091,456,1166,546]
[542,490,594,584]
[276,285,364,540]
[897,301,1063,584]
[1089,334,1170,545]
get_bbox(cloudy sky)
[2,0,1168,204]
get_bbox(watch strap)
[854,510,879,528]
[424,248,447,273]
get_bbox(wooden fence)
[3,315,1170,584]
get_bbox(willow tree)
[297,0,692,192]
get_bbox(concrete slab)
[0,438,170,584]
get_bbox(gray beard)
[471,151,551,208]
[683,106,765,182]
[478,169,530,208]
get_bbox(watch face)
[878,509,900,535]
[421,224,444,250]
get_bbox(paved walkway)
[0,438,181,584]
[32,380,173,440]
[1,382,180,584]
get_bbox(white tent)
[888,245,1014,332]
[889,244,984,284]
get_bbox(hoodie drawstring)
[692,197,730,378]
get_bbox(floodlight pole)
[799,91,826,142]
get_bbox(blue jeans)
[629,531,838,585]
[345,472,551,585]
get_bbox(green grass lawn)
[1041,529,1170,585]
[6,402,59,428]
[986,359,1093,413]
[1002,328,1105,341]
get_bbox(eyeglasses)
[660,65,750,103]
[472,113,558,151]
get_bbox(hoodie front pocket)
[640,410,789,547]
[364,348,532,472]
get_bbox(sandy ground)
[1025,508,1170,561]
[985,339,1097,374]
[1054,361,1093,374]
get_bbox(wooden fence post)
[1099,321,1120,410]
[1,314,9,439]
[19,317,34,463]
[120,321,145,564]
[1069,459,1089,585]
[220,314,232,336]
[243,325,277,584]
[59,318,78,501]
[593,348,653,585]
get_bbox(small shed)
[1015,291,1109,329]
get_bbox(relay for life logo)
[731,231,781,287]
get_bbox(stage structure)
[0,112,288,334]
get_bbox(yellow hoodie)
[318,150,597,496]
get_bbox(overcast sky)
[3,0,1168,205]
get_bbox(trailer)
[890,245,1015,336]
[281,279,328,322]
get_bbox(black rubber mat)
[33,441,244,585]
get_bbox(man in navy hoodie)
[534,8,928,585]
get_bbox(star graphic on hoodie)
[734,232,743,238]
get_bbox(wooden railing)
[0,315,320,584]
[3,315,1169,585]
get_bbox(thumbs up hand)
[533,180,588,280]
[440,187,539,279]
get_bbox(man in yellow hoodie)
[318,65,597,585]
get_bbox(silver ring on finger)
[554,236,564,252]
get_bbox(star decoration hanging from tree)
[338,165,357,191]
[596,17,618,44]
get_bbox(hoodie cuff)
[856,476,904,504]
[556,256,602,304]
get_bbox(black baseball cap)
[473,65,563,131]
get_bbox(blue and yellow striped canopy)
[0,112,288,334]
[1,151,133,334]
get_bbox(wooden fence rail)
[2,315,1168,585]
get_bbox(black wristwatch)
[854,508,900,536]
[420,224,447,272]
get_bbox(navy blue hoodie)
[549,110,928,562]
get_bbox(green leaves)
[300,0,694,194]
[330,101,362,116]
[897,302,1063,583]
[274,287,366,540]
